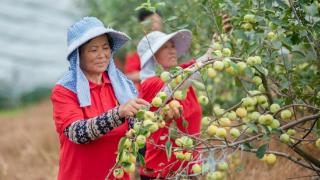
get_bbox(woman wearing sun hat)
[137,30,202,179]
[51,17,149,180]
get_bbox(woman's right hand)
[118,98,150,118]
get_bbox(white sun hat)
[137,29,192,69]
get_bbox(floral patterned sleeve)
[63,106,125,144]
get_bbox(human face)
[143,13,162,31]
[79,34,111,76]
[155,41,178,70]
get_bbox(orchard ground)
[0,99,319,179]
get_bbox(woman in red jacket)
[51,17,149,180]
[137,30,202,179]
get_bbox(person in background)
[124,9,163,91]
[51,17,149,180]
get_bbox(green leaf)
[235,164,245,173]
[191,80,206,91]
[166,16,178,22]
[247,123,258,133]
[136,111,144,120]
[256,144,268,159]
[242,142,253,150]
[165,141,172,160]
[138,153,145,167]
[117,137,127,152]
[182,118,189,128]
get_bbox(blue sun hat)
[57,17,137,107]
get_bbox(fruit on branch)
[202,116,211,126]
[214,50,223,57]
[160,71,170,82]
[158,91,167,100]
[184,152,193,161]
[270,119,280,129]
[258,114,273,125]
[244,14,256,23]
[316,138,320,149]
[225,66,237,76]
[113,168,124,179]
[214,106,225,117]
[242,22,253,31]
[217,161,229,171]
[280,110,292,120]
[270,103,280,113]
[213,61,225,71]
[207,68,217,78]
[169,100,181,109]
[181,136,193,148]
[152,97,162,107]
[230,128,240,138]
[248,111,261,121]
[257,95,268,104]
[123,163,135,173]
[280,133,290,144]
[252,76,262,86]
[216,128,227,138]
[227,111,237,121]
[266,154,277,165]
[267,31,277,41]
[123,138,132,148]
[222,48,232,57]
[136,135,146,148]
[206,171,223,180]
[258,84,266,92]
[143,119,159,133]
[174,90,184,100]
[236,107,247,118]
[175,151,185,160]
[191,163,202,174]
[144,111,156,120]
[286,129,296,136]
[237,62,247,73]
[219,117,231,127]
[198,95,209,105]
[175,138,184,147]
[212,42,222,50]
[243,97,257,107]
[207,124,218,136]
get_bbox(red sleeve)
[124,52,141,74]
[139,77,165,103]
[179,59,196,69]
[51,85,84,134]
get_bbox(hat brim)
[67,26,130,59]
[140,29,192,68]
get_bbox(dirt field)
[0,99,318,180]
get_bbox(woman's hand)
[118,98,150,118]
[161,100,183,122]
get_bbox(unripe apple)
[158,91,167,101]
[216,128,227,138]
[223,58,231,68]
[280,133,290,144]
[213,61,225,71]
[175,138,184,147]
[113,168,124,179]
[287,129,296,136]
[244,14,256,23]
[249,111,261,121]
[213,106,225,116]
[175,151,185,160]
[144,111,156,120]
[257,95,268,104]
[202,116,211,126]
[237,62,247,72]
[219,117,231,127]
[207,171,223,180]
[123,163,135,173]
[281,110,292,120]
[136,135,146,148]
[198,95,209,105]
[242,22,253,31]
[160,71,170,82]
[182,137,193,148]
[144,120,159,133]
[267,31,276,41]
[214,50,223,57]
[254,56,262,64]
[252,76,262,85]
[207,68,217,78]
[261,102,269,109]
[222,48,232,57]
[152,97,162,107]
[315,138,320,149]
[246,56,256,66]
[207,125,218,136]
[169,100,181,109]
[243,97,255,107]
[174,90,184,100]
[191,164,202,174]
[217,161,229,171]
[236,107,247,118]
[230,128,240,138]
[264,114,274,125]
[225,66,237,76]
[184,152,193,161]
[246,106,256,112]
[270,103,280,113]
[271,119,280,129]
[227,111,237,121]
[212,42,222,50]
[258,84,266,92]
[133,123,141,132]
[266,154,277,165]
